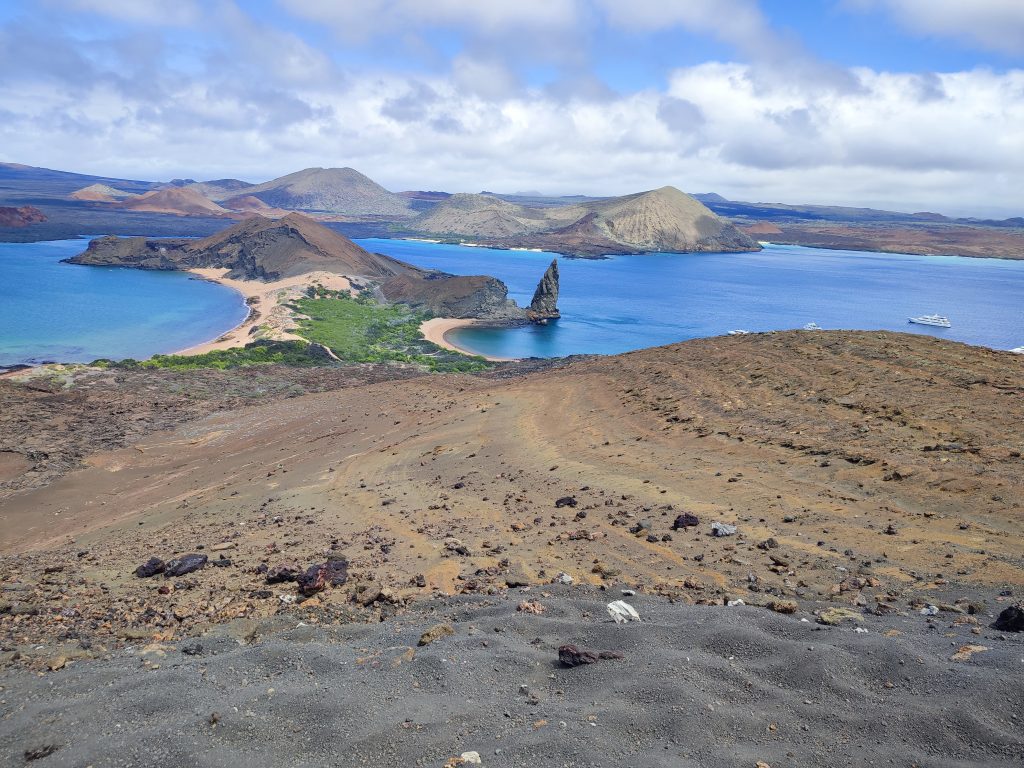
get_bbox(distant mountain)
[235,167,414,217]
[184,179,253,200]
[221,194,293,218]
[116,187,231,217]
[409,186,758,256]
[70,184,136,202]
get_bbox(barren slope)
[1,331,1021,648]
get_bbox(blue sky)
[1,1,1022,216]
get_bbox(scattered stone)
[711,522,737,537]
[767,599,798,614]
[134,557,165,578]
[757,538,779,550]
[24,745,60,762]
[817,607,864,626]
[992,605,1024,632]
[517,600,545,615]
[552,572,574,585]
[210,542,236,552]
[884,524,898,535]
[355,582,383,606]
[558,644,624,667]
[671,513,700,530]
[298,559,348,596]
[164,554,207,578]
[418,623,454,646]
[950,644,989,662]
[266,563,301,584]
[555,496,578,508]
[505,570,530,588]
[606,600,640,624]
[460,752,483,765]
[919,605,939,616]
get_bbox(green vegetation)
[291,288,491,373]
[94,340,328,371]
[95,287,491,373]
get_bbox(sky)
[0,1,1022,217]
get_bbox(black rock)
[555,496,578,508]
[164,554,208,578]
[993,605,1024,632]
[671,513,700,530]
[134,557,165,578]
[558,644,624,667]
[266,563,301,584]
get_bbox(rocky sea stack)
[527,258,560,323]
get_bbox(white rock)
[606,600,640,623]
[460,751,482,764]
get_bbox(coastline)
[419,317,520,362]
[172,268,351,356]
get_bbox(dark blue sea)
[359,238,1024,359]
[0,238,248,366]
[2,236,1022,366]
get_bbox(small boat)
[728,329,750,336]
[803,322,821,331]
[1011,347,1024,355]
[908,314,951,328]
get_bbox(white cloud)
[847,0,1024,55]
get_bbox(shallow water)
[358,238,1024,359]
[0,238,248,366]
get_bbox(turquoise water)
[3,237,1022,366]
[357,239,1024,359]
[0,238,248,366]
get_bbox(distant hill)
[235,167,414,217]
[67,213,529,319]
[70,184,136,202]
[0,205,46,227]
[116,187,232,217]
[70,213,411,280]
[409,186,758,256]
[184,179,253,200]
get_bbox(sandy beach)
[419,317,520,362]
[174,269,352,356]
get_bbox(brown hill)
[236,167,414,217]
[71,213,410,280]
[116,187,231,217]
[0,205,45,227]
[410,186,758,256]
[221,194,293,218]
[69,183,136,202]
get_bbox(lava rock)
[992,605,1024,632]
[134,557,165,578]
[163,554,207,578]
[558,644,625,667]
[555,496,578,508]
[671,513,700,530]
[266,563,302,584]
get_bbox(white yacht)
[728,329,750,336]
[908,314,951,328]
[1010,347,1024,355]
[803,322,821,331]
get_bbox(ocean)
[0,238,248,366]
[358,238,1024,359]
[2,236,1022,366]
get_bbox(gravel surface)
[2,590,1022,768]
